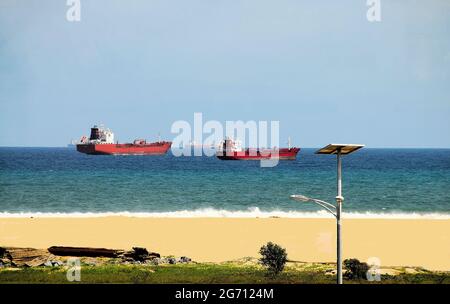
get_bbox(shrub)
[259,242,287,276]
[343,258,369,280]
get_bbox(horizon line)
[1,145,450,149]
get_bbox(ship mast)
[288,137,291,149]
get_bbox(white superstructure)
[80,124,115,144]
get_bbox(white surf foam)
[0,207,449,219]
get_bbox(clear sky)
[0,0,449,147]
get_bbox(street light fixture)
[291,143,364,284]
[290,195,337,217]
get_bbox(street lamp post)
[291,143,364,284]
[336,148,343,284]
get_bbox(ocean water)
[0,147,449,218]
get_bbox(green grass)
[0,263,449,284]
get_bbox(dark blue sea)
[0,147,449,218]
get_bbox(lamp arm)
[310,198,337,210]
[309,200,337,218]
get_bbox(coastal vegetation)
[1,246,449,284]
[1,259,449,284]
[343,258,370,280]
[259,242,288,277]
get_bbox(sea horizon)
[1,146,450,149]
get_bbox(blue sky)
[0,0,449,147]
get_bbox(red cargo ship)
[76,125,171,155]
[216,138,300,160]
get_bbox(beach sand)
[0,217,449,271]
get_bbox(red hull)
[76,142,171,155]
[217,147,300,160]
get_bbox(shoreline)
[1,211,449,220]
[0,217,449,271]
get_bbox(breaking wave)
[0,207,449,219]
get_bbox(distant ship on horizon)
[67,139,78,148]
[76,125,171,155]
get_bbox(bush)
[259,242,287,276]
[343,258,369,280]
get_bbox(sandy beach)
[0,217,449,271]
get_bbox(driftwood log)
[1,246,162,267]
[48,246,125,258]
[0,247,51,267]
[122,247,160,261]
